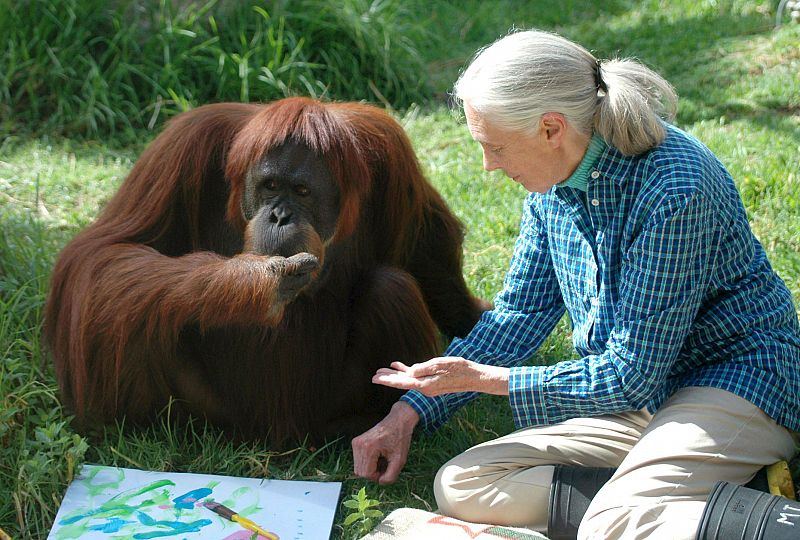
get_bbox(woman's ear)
[540,112,568,147]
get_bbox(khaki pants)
[433,387,798,540]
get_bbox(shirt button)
[591,170,600,179]
[591,198,600,206]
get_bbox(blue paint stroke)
[133,512,212,538]
[88,518,132,533]
[59,479,175,525]
[137,512,158,526]
[59,503,139,525]
[172,488,213,510]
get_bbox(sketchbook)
[48,464,342,540]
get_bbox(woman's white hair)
[453,30,678,156]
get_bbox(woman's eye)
[294,185,310,196]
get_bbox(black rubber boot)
[545,464,793,540]
[743,466,771,493]
[695,480,800,539]
[546,465,616,540]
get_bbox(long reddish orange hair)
[43,97,482,440]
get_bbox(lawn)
[1,1,798,539]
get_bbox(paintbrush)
[203,501,280,540]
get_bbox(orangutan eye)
[262,178,279,191]
[294,185,310,197]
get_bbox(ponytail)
[594,59,677,155]
[454,30,678,156]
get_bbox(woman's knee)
[433,456,554,527]
[433,458,472,516]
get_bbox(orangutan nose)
[269,205,292,226]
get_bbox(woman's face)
[464,103,567,194]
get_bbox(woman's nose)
[482,151,500,171]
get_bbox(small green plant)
[342,487,384,538]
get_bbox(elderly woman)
[352,30,799,539]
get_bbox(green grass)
[2,1,799,539]
[0,0,431,142]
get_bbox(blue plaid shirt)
[402,124,800,433]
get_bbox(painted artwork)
[48,464,342,540]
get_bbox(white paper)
[48,464,341,540]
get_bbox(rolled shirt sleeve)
[399,124,800,435]
[401,198,566,432]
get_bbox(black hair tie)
[594,59,608,94]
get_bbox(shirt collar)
[557,134,608,192]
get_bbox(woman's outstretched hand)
[373,357,509,396]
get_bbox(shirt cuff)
[399,391,451,433]
[399,337,498,433]
[508,365,549,428]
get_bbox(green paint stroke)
[133,512,212,538]
[79,466,125,498]
[58,478,177,538]
[230,487,252,498]
[223,487,260,517]
[54,522,98,540]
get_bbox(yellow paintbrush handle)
[232,514,280,540]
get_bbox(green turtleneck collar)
[558,134,608,192]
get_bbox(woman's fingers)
[373,370,419,389]
[373,357,475,395]
[389,361,411,371]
